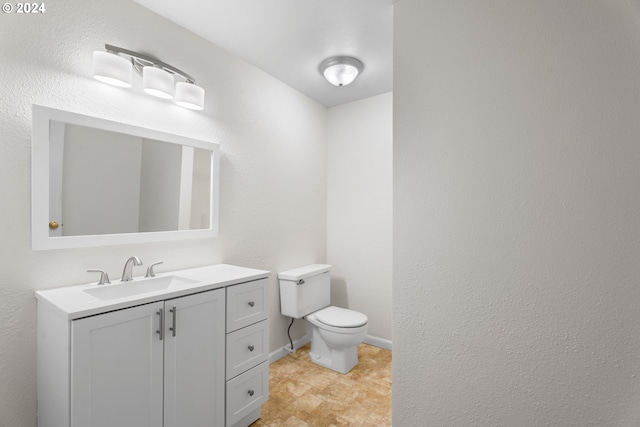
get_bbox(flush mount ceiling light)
[92,44,205,110]
[319,56,364,87]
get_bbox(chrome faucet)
[121,256,143,282]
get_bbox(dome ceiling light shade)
[319,56,364,87]
[92,44,205,110]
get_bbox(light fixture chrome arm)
[93,43,206,110]
[105,44,196,84]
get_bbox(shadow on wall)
[331,277,348,307]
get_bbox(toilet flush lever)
[297,279,305,285]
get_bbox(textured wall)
[394,0,640,425]
[0,1,327,425]
[327,92,393,344]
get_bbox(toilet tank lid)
[278,264,331,281]
[316,306,368,328]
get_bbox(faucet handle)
[145,261,164,278]
[87,269,111,285]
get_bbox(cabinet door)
[71,301,164,427]
[163,288,225,427]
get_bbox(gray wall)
[394,1,640,425]
[327,92,393,344]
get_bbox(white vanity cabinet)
[71,289,225,427]
[225,278,270,427]
[36,264,270,427]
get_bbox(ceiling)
[133,0,394,108]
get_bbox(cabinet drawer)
[226,320,268,380]
[226,279,268,332]
[226,361,269,427]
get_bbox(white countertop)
[35,263,270,320]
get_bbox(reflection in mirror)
[49,123,211,236]
[32,105,220,250]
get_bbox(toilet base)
[306,319,360,374]
[309,344,358,374]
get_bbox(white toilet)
[278,264,368,374]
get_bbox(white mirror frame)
[32,105,220,250]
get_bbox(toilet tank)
[278,264,331,318]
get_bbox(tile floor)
[251,343,392,427]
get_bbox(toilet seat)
[315,306,368,328]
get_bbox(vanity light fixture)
[319,56,364,87]
[142,66,175,99]
[93,44,205,110]
[93,51,133,88]
[175,81,206,110]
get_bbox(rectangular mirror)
[32,105,220,250]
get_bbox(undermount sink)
[84,275,199,301]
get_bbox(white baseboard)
[269,334,391,363]
[269,335,310,363]
[364,335,392,350]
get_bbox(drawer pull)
[156,309,164,341]
[248,301,255,307]
[169,305,177,337]
[248,345,255,352]
[248,389,255,397]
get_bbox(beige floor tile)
[251,343,392,427]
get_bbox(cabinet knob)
[248,345,255,352]
[247,389,255,397]
[248,301,255,307]
[49,221,59,230]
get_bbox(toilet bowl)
[305,306,368,373]
[278,264,368,374]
